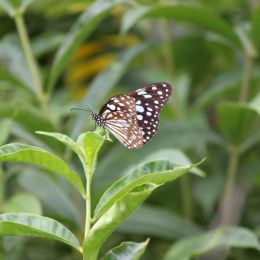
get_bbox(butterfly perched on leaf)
[73,82,172,149]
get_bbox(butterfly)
[73,82,172,149]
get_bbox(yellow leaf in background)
[67,53,115,84]
[72,42,105,62]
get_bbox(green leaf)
[0,143,85,197]
[70,43,149,138]
[103,239,149,260]
[3,193,42,215]
[0,0,34,16]
[164,226,260,260]
[36,131,82,157]
[47,0,125,92]
[83,183,157,260]
[77,128,107,175]
[144,149,205,177]
[118,204,203,239]
[94,159,203,221]
[37,130,107,177]
[0,213,81,252]
[94,120,210,191]
[217,102,259,145]
[121,4,241,48]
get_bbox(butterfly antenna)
[86,104,94,111]
[70,107,93,114]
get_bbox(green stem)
[82,160,94,260]
[160,19,174,79]
[220,147,240,224]
[235,26,257,102]
[84,171,92,239]
[160,20,192,216]
[239,53,253,102]
[13,11,47,108]
[180,175,192,219]
[0,165,4,212]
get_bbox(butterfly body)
[91,82,172,149]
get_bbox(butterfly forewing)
[130,82,172,144]
[98,95,144,149]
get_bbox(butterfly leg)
[104,128,113,142]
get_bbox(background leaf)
[118,204,203,239]
[121,4,241,48]
[0,35,32,91]
[3,193,42,215]
[47,0,125,92]
[164,227,260,260]
[18,170,81,225]
[0,119,12,146]
[217,103,259,145]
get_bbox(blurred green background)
[0,0,260,259]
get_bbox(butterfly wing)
[97,82,172,148]
[130,82,172,144]
[98,95,144,149]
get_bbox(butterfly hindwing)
[99,95,144,149]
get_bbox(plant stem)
[13,11,47,109]
[180,175,192,219]
[160,20,192,216]
[84,172,92,238]
[235,26,256,102]
[0,165,4,211]
[160,19,174,80]
[219,146,240,224]
[239,53,253,102]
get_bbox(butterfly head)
[91,112,106,127]
[71,107,107,128]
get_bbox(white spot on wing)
[107,104,116,110]
[137,90,147,95]
[137,114,143,120]
[136,105,144,112]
